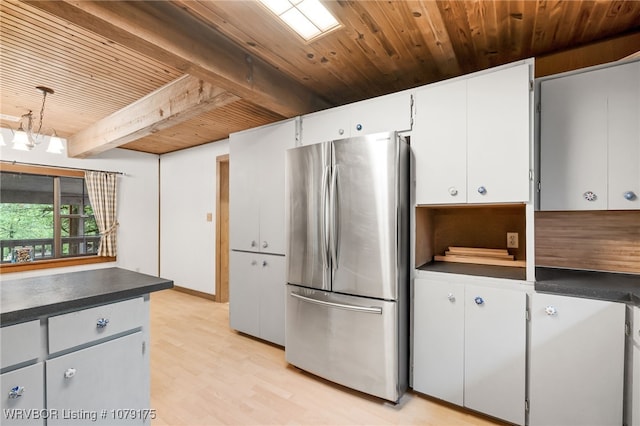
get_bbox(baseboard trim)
[172,286,217,301]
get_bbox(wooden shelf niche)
[415,204,527,271]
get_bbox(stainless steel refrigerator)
[284,131,409,403]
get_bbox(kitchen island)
[1,268,173,425]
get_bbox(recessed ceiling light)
[259,0,340,42]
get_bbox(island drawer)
[48,297,144,354]
[0,320,41,370]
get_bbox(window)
[0,163,113,271]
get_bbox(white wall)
[160,140,229,294]
[0,129,160,280]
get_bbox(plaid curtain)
[85,171,118,257]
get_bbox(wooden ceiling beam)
[24,0,330,119]
[66,75,239,158]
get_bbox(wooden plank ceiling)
[1,0,639,157]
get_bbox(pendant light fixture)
[10,86,64,154]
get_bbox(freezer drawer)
[285,285,404,402]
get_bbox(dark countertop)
[535,267,640,306]
[1,267,173,325]
[417,261,527,281]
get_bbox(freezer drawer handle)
[290,292,382,315]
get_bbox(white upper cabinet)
[301,91,412,145]
[229,118,297,254]
[467,64,531,203]
[413,79,467,204]
[539,60,640,210]
[414,61,532,204]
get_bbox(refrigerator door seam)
[290,292,383,315]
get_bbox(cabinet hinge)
[536,102,541,114]
[537,181,541,192]
[410,94,415,129]
[626,322,631,337]
[526,309,530,321]
[529,80,534,92]
[142,340,146,355]
[525,399,530,412]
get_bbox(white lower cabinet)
[229,251,285,346]
[46,332,147,425]
[413,277,526,425]
[629,305,640,426]
[1,363,45,426]
[529,292,626,426]
[0,297,151,426]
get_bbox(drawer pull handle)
[623,191,636,201]
[96,318,110,328]
[474,296,484,305]
[8,386,24,399]
[64,368,76,379]
[447,293,456,302]
[477,186,487,195]
[583,191,597,201]
[545,305,558,316]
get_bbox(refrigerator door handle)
[290,292,382,315]
[330,165,339,268]
[321,165,330,268]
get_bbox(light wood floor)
[150,289,505,425]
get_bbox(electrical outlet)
[507,232,519,249]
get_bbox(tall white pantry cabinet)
[228,118,296,346]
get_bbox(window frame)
[0,162,116,273]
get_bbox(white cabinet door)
[1,363,44,426]
[413,80,467,204]
[631,305,640,426]
[229,119,296,254]
[607,61,640,210]
[229,129,261,251]
[301,106,351,145]
[258,254,286,346]
[257,119,296,254]
[350,91,413,137]
[229,251,285,345]
[46,332,147,425]
[467,63,531,203]
[464,284,526,425]
[412,278,464,405]
[529,293,625,426]
[540,69,609,210]
[229,251,260,338]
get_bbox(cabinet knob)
[355,123,363,131]
[474,296,484,305]
[338,129,344,135]
[250,240,257,248]
[64,368,77,379]
[545,305,558,316]
[262,241,268,249]
[8,386,24,399]
[583,191,597,201]
[96,318,109,329]
[262,260,268,267]
[448,187,458,196]
[477,186,487,195]
[623,191,637,201]
[447,293,455,302]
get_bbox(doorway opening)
[215,154,229,303]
